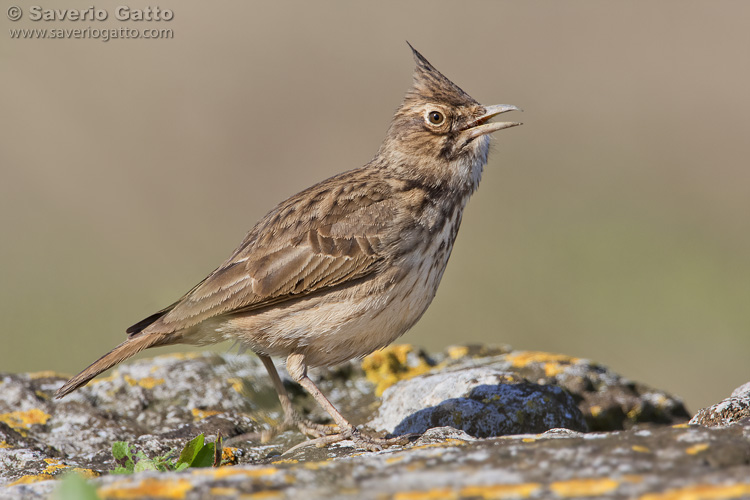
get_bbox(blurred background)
[2,1,749,414]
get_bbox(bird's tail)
[55,333,167,399]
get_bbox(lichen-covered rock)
[369,369,587,437]
[363,345,690,432]
[0,353,275,486]
[4,421,750,500]
[690,381,750,427]
[0,344,691,491]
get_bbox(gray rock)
[363,345,689,432]
[732,381,750,398]
[690,381,750,427]
[4,421,750,500]
[0,353,274,486]
[0,344,693,494]
[369,369,587,437]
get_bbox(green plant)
[111,433,222,474]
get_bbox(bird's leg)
[258,354,338,439]
[285,353,414,452]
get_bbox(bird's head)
[378,44,521,193]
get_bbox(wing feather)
[141,169,399,334]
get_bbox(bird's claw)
[282,427,418,455]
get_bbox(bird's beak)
[465,104,522,140]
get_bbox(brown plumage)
[55,44,521,450]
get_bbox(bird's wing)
[132,170,399,335]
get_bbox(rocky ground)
[1,344,748,499]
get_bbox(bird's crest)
[404,42,478,108]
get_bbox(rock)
[4,421,750,500]
[690,381,750,427]
[363,345,690,432]
[369,369,587,437]
[732,381,750,398]
[0,344,696,497]
[0,353,280,487]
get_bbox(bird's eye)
[427,110,445,125]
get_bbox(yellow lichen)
[506,351,580,378]
[221,447,239,465]
[8,474,53,486]
[550,478,620,497]
[94,371,121,385]
[302,461,331,470]
[361,344,434,396]
[191,408,221,421]
[408,439,467,452]
[685,443,709,455]
[0,441,13,448]
[99,478,192,499]
[142,376,165,388]
[123,375,165,389]
[461,483,542,499]
[0,408,51,436]
[632,445,651,453]
[446,345,470,359]
[35,390,51,401]
[3,462,93,486]
[43,458,69,474]
[226,377,245,394]
[639,483,750,500]
[394,488,457,500]
[589,405,602,417]
[627,407,642,420]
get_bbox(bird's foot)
[283,427,418,455]
[296,419,339,438]
[224,416,338,446]
[256,416,337,443]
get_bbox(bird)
[55,43,521,451]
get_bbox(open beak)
[465,104,522,140]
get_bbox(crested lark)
[55,44,521,450]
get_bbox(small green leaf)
[177,433,205,466]
[111,442,130,461]
[109,433,224,475]
[133,458,158,473]
[190,442,215,468]
[111,441,135,473]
